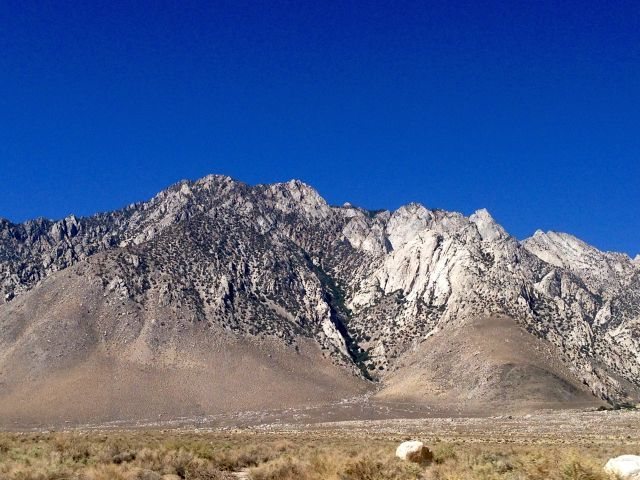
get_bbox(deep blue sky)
[1,1,639,255]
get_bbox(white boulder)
[604,455,640,479]
[395,441,433,464]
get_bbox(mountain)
[0,175,638,426]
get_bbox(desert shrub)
[158,448,195,477]
[477,452,514,473]
[182,458,232,480]
[76,465,134,480]
[340,458,387,480]
[432,443,457,464]
[51,434,92,464]
[208,442,282,470]
[559,458,608,480]
[340,456,423,480]
[250,456,311,480]
[0,437,11,454]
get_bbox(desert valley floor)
[1,407,639,480]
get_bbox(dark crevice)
[303,252,374,381]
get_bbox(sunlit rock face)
[1,174,639,405]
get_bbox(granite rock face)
[1,175,638,410]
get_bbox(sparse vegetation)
[597,402,638,412]
[0,430,631,480]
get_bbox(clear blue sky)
[1,1,638,255]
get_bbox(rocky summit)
[1,175,638,426]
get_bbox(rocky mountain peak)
[0,174,638,415]
[469,208,508,242]
[263,179,330,220]
[386,203,434,250]
[195,173,236,186]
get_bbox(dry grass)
[0,430,631,480]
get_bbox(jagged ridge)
[0,174,638,424]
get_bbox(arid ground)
[1,408,639,479]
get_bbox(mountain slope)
[0,175,638,425]
[376,315,600,411]
[0,238,369,427]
